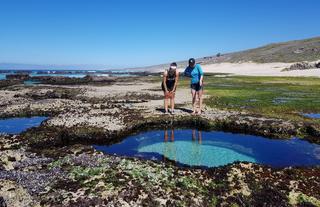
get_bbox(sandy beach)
[152,61,320,77]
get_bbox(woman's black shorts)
[191,82,203,91]
[162,80,175,92]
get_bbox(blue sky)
[0,0,320,68]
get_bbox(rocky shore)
[0,75,320,206]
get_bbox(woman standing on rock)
[184,58,204,115]
[162,62,179,114]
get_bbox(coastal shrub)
[297,193,320,206]
[69,166,104,181]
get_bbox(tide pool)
[0,116,48,134]
[94,129,320,168]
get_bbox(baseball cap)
[188,58,195,65]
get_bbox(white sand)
[155,62,320,77]
[200,62,320,77]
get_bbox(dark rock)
[29,75,115,85]
[6,73,30,80]
[0,80,22,88]
[0,196,7,207]
[250,184,290,207]
[282,62,320,71]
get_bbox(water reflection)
[93,129,320,168]
[162,129,203,165]
[163,129,175,163]
[0,116,48,134]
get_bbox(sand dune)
[156,62,320,77]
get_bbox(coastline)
[0,73,320,206]
[149,61,320,77]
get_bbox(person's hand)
[199,81,203,87]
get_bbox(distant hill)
[132,36,320,71]
[200,36,320,64]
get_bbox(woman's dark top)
[162,69,176,92]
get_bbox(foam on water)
[29,73,87,78]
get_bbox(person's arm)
[184,67,190,77]
[198,65,204,86]
[163,70,168,92]
[173,70,179,92]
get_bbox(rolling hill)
[200,36,320,64]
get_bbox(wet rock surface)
[5,73,30,80]
[0,76,319,206]
[30,75,117,85]
[1,133,319,206]
[0,80,23,89]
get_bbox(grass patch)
[180,75,320,123]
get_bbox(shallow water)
[0,116,48,134]
[303,113,320,119]
[94,129,320,168]
[272,97,296,104]
[24,80,42,85]
[29,73,87,78]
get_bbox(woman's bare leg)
[197,89,203,114]
[170,96,175,113]
[191,89,197,114]
[164,93,169,113]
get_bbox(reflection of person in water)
[192,129,202,144]
[164,129,175,142]
[163,129,176,163]
[191,129,202,166]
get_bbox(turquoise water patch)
[94,129,320,168]
[0,116,48,134]
[24,80,41,85]
[138,141,255,167]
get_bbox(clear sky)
[1,0,320,68]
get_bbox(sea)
[0,69,142,80]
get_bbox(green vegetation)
[296,194,320,207]
[180,75,320,123]
[201,36,320,63]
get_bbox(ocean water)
[94,129,320,168]
[0,116,48,134]
[0,74,6,80]
[29,73,87,78]
[24,80,41,85]
[0,70,140,80]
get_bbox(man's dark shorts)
[191,82,203,91]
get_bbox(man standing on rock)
[184,58,204,115]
